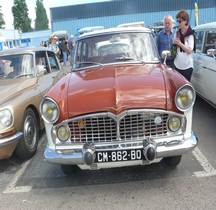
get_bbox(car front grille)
[67,110,183,143]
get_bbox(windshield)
[0,54,34,79]
[74,32,159,69]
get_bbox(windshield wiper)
[115,56,146,64]
[115,56,135,61]
[77,61,103,67]
[14,73,34,79]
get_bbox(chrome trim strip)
[0,131,23,147]
[202,66,216,72]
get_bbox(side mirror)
[207,49,216,59]
[162,50,171,65]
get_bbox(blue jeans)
[69,49,75,66]
[62,51,67,65]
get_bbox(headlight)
[168,116,181,132]
[40,97,59,123]
[0,109,13,130]
[57,125,70,142]
[175,85,196,111]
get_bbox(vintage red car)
[40,26,198,174]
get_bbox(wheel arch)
[25,104,44,130]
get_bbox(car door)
[192,30,205,95]
[36,51,65,96]
[47,51,68,82]
[200,29,216,105]
[192,29,216,105]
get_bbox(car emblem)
[78,120,86,128]
[110,106,123,113]
[154,116,162,125]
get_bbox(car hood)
[47,64,187,121]
[0,78,37,105]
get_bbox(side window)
[75,42,82,62]
[195,30,204,53]
[47,51,60,72]
[204,30,216,54]
[74,42,88,64]
[81,42,88,61]
[35,51,49,73]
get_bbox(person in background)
[48,35,60,56]
[59,37,68,66]
[173,10,195,81]
[43,41,47,47]
[156,15,176,69]
[68,35,75,66]
[40,41,44,47]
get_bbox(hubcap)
[24,115,37,149]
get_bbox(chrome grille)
[68,115,117,143]
[119,112,168,140]
[67,111,180,143]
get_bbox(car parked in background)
[40,26,197,175]
[191,22,216,107]
[77,26,104,37]
[0,47,69,160]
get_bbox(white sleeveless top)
[174,34,194,70]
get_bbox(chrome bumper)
[0,131,23,147]
[44,131,197,168]
[0,131,23,159]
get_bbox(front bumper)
[0,131,23,159]
[44,131,197,169]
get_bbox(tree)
[0,6,5,29]
[12,0,32,32]
[35,0,49,30]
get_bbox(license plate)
[95,149,144,163]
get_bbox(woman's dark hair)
[176,10,189,26]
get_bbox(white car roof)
[77,26,104,34]
[77,26,152,40]
[193,22,216,30]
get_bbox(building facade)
[19,29,51,47]
[0,0,215,50]
[0,29,20,49]
[50,0,216,39]
[0,29,51,49]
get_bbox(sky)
[0,0,111,30]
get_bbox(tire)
[61,165,78,175]
[163,155,182,168]
[15,108,39,160]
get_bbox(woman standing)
[48,35,60,56]
[173,10,195,81]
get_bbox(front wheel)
[162,155,182,168]
[15,108,39,160]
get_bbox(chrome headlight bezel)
[40,97,60,124]
[175,84,196,112]
[0,109,13,130]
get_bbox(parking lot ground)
[1,94,216,209]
